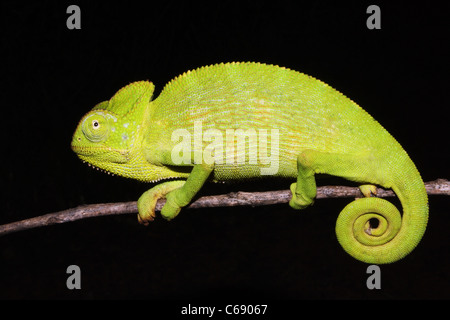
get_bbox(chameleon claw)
[137,191,158,225]
[137,212,154,226]
[359,184,378,197]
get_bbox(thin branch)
[0,179,448,236]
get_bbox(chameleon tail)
[335,153,429,264]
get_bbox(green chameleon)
[71,62,428,264]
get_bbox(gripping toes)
[359,184,378,197]
[289,182,315,210]
[160,191,182,221]
[137,190,159,225]
[137,180,186,225]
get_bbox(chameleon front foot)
[137,180,185,225]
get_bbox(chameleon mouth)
[72,142,130,164]
[71,144,111,156]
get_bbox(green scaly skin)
[71,62,428,264]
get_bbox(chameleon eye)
[82,112,110,142]
[92,120,100,129]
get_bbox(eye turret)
[81,112,111,142]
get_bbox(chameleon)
[71,62,428,264]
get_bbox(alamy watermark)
[171,121,280,175]
[66,265,81,289]
[366,265,381,289]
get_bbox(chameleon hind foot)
[289,182,315,210]
[359,184,378,197]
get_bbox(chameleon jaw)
[80,158,183,184]
[82,160,115,176]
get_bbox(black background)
[1,1,449,302]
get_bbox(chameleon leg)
[289,151,317,210]
[161,163,213,221]
[137,164,213,224]
[289,149,381,210]
[289,149,407,263]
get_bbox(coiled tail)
[335,152,428,264]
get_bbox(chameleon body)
[71,62,428,264]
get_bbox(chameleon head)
[71,109,130,168]
[71,81,155,178]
